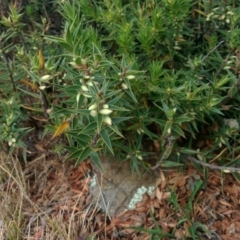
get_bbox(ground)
[1,146,240,240]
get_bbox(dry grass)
[0,152,98,240]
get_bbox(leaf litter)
[0,151,240,239]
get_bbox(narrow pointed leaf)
[97,113,103,133]
[76,147,92,165]
[90,151,103,171]
[38,49,45,70]
[66,149,83,161]
[100,128,114,154]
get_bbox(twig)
[201,40,225,63]
[151,135,173,171]
[188,156,240,172]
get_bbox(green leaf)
[174,114,194,124]
[107,93,125,105]
[112,117,132,124]
[79,121,97,135]
[215,75,230,88]
[72,133,92,144]
[18,88,40,99]
[55,108,90,115]
[97,113,103,133]
[104,89,122,99]
[100,128,114,154]
[180,148,199,154]
[161,161,183,168]
[162,120,172,136]
[66,148,84,161]
[90,151,103,171]
[64,146,79,153]
[125,89,138,103]
[209,107,223,115]
[172,124,185,137]
[76,147,92,165]
[46,36,73,52]
[186,180,203,211]
[107,124,124,138]
[152,118,166,127]
[108,105,130,111]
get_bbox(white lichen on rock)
[128,185,155,210]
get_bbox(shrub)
[1,0,240,176]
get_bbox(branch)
[188,156,240,172]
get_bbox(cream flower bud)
[226,18,230,24]
[90,110,97,117]
[76,93,80,102]
[83,93,92,98]
[103,104,109,109]
[86,81,93,86]
[127,75,135,80]
[223,66,231,70]
[223,169,231,173]
[88,103,98,110]
[40,75,51,82]
[39,85,46,90]
[81,85,89,92]
[121,83,128,89]
[167,127,171,134]
[103,116,112,125]
[100,109,113,115]
[46,108,53,114]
